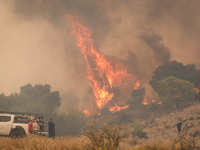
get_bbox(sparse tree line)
[0,84,86,136]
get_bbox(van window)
[0,116,11,122]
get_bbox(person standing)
[28,119,34,134]
[32,119,40,135]
[176,119,187,136]
[48,118,55,138]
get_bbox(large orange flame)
[68,15,138,111]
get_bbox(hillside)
[132,102,200,147]
[1,103,200,150]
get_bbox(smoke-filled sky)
[0,0,200,106]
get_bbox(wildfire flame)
[68,15,138,112]
[142,98,162,105]
[109,104,129,113]
[142,98,149,105]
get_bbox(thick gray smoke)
[141,32,171,64]
[0,0,200,111]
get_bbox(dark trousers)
[49,131,55,138]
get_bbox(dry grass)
[0,135,141,150]
[138,136,200,150]
[0,135,90,150]
[140,103,200,140]
[1,104,200,150]
[138,140,172,150]
[0,135,199,150]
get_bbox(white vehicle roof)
[0,113,15,116]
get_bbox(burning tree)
[68,15,140,115]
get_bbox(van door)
[0,115,13,135]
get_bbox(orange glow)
[82,109,101,116]
[142,98,162,105]
[134,81,140,90]
[68,15,138,110]
[142,98,149,105]
[109,103,129,113]
[82,109,92,116]
[194,88,200,94]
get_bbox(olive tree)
[156,76,195,111]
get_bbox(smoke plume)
[0,0,200,111]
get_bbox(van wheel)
[10,130,25,138]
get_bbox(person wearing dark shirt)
[176,119,187,136]
[48,118,55,138]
